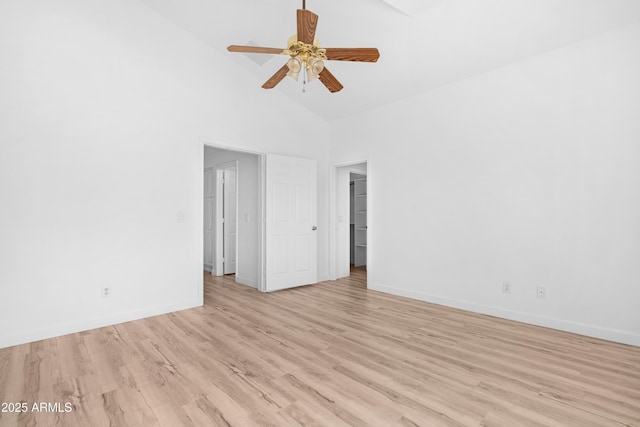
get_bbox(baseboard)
[235,275,257,288]
[368,282,640,347]
[0,299,202,350]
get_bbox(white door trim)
[201,139,265,292]
[328,160,370,282]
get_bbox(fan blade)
[318,67,344,93]
[262,63,290,89]
[324,48,380,62]
[227,45,285,55]
[297,9,318,45]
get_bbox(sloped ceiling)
[138,0,640,121]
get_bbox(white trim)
[0,299,201,349]
[200,137,266,156]
[368,282,640,347]
[201,138,266,292]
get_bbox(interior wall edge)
[368,282,640,347]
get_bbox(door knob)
[312,226,317,231]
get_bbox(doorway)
[331,161,368,281]
[203,145,263,289]
[202,142,322,293]
[350,172,367,268]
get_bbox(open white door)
[223,168,237,274]
[215,162,237,276]
[203,167,215,273]
[265,154,317,291]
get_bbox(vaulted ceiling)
[139,0,640,120]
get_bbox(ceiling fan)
[227,0,380,93]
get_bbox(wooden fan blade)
[324,48,380,62]
[297,9,318,45]
[262,63,289,89]
[227,45,285,55]
[318,67,344,93]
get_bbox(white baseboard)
[368,282,640,347]
[0,299,201,349]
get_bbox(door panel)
[273,236,289,274]
[295,235,312,271]
[266,154,317,291]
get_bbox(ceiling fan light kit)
[227,1,380,93]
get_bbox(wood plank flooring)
[1,267,639,426]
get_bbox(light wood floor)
[1,268,639,426]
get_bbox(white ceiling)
[138,0,640,121]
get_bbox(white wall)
[3,0,635,349]
[0,0,329,348]
[329,23,640,346]
[204,147,260,288]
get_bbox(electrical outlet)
[102,287,111,298]
[537,286,546,299]
[502,282,511,294]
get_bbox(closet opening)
[350,173,367,269]
[331,162,368,282]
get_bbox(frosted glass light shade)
[286,57,302,81]
[307,58,324,82]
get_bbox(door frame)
[201,139,266,292]
[214,160,238,276]
[328,159,370,282]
